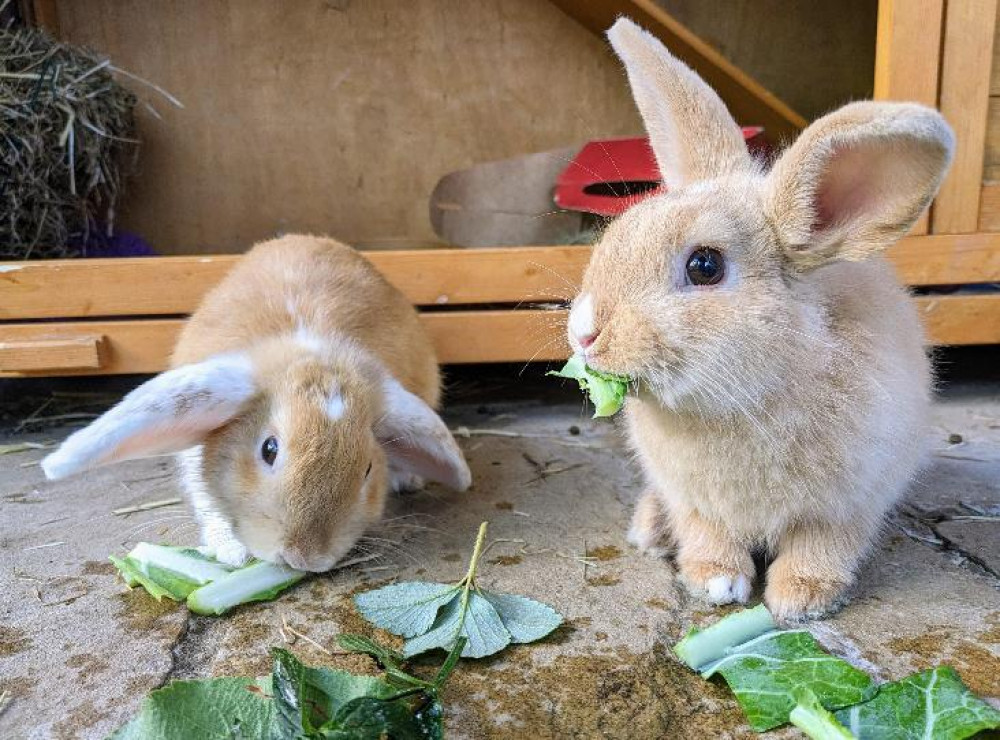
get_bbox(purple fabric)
[75,229,157,258]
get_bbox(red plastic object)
[554,128,767,216]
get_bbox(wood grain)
[978,182,1000,231]
[873,0,945,235]
[550,0,806,143]
[1,292,995,377]
[54,0,645,254]
[932,0,998,234]
[4,235,998,322]
[0,336,104,373]
[0,247,588,320]
[0,312,568,377]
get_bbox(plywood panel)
[55,0,644,254]
[663,0,877,123]
[933,0,998,234]
[984,97,1000,182]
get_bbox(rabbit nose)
[577,331,599,349]
[280,546,333,573]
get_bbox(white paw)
[389,470,425,493]
[200,530,251,567]
[704,574,752,605]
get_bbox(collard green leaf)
[403,591,510,659]
[673,603,776,671]
[353,582,459,638]
[703,630,877,732]
[481,591,562,643]
[270,648,392,736]
[791,687,855,740]
[319,694,443,740]
[547,356,630,418]
[834,666,1000,740]
[108,677,273,740]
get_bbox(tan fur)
[569,20,954,620]
[43,234,469,572]
[172,235,442,570]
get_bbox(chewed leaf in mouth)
[547,355,632,418]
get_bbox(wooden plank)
[989,2,1000,95]
[0,336,103,373]
[4,235,1000,323]
[932,0,998,234]
[0,311,570,377]
[979,181,1000,230]
[548,0,806,143]
[0,247,587,320]
[873,0,946,235]
[886,232,1000,284]
[919,294,1000,345]
[984,97,1000,181]
[0,293,996,377]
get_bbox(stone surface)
[0,378,998,739]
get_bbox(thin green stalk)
[449,522,489,654]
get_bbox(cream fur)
[573,19,954,619]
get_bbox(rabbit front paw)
[764,560,848,621]
[627,490,669,557]
[200,523,251,568]
[679,560,754,605]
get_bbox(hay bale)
[1,25,137,259]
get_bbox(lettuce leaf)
[547,355,630,418]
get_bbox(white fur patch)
[706,574,752,604]
[326,387,346,420]
[294,326,327,355]
[568,293,595,344]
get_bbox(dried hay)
[1,17,138,259]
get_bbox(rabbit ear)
[765,101,954,268]
[42,354,256,480]
[376,377,471,492]
[607,18,751,186]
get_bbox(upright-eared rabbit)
[43,236,471,571]
[566,19,954,619]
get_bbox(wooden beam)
[3,235,997,323]
[873,0,946,235]
[977,182,1000,231]
[0,247,588,320]
[0,311,570,377]
[0,336,104,373]
[932,0,998,234]
[0,292,996,377]
[548,0,806,143]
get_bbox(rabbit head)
[568,19,954,411]
[43,333,470,572]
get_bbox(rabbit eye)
[261,436,279,466]
[685,247,725,286]
[364,462,373,478]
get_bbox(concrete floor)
[1,372,998,739]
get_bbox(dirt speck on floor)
[490,555,522,566]
[116,589,179,635]
[52,701,111,740]
[494,501,514,511]
[587,545,622,562]
[80,560,115,576]
[586,574,621,587]
[951,641,1000,697]
[0,626,31,656]
[445,644,746,739]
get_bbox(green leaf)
[547,356,630,418]
[481,591,562,643]
[109,555,179,602]
[353,582,459,638]
[319,693,443,740]
[270,648,393,737]
[403,591,510,659]
[108,677,273,740]
[791,687,856,740]
[834,666,1000,740]
[187,561,306,616]
[703,630,877,732]
[673,603,776,671]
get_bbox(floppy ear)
[376,377,471,492]
[42,354,257,480]
[765,101,954,268]
[607,17,751,186]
